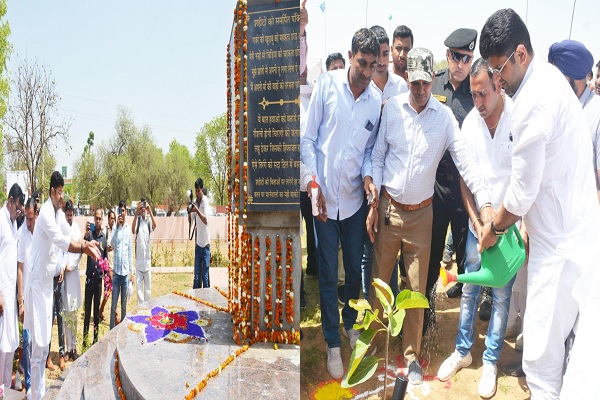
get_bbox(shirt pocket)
[352,125,373,153]
[499,141,514,171]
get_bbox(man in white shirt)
[17,195,38,395]
[370,25,408,102]
[390,25,413,81]
[547,39,600,201]
[478,9,600,398]
[368,48,487,385]
[301,28,382,380]
[0,183,24,388]
[25,171,100,400]
[61,199,82,362]
[437,58,520,398]
[132,198,156,304]
[363,25,408,300]
[188,178,210,289]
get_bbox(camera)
[187,189,194,213]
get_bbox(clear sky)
[304,0,600,78]
[6,0,237,176]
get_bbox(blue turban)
[548,39,594,80]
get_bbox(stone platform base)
[48,288,300,399]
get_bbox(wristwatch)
[491,220,507,236]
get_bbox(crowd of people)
[0,171,190,399]
[301,3,600,399]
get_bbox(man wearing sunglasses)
[428,29,485,326]
[478,9,600,399]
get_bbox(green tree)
[127,124,164,206]
[434,58,448,73]
[83,131,94,154]
[3,57,71,193]
[194,112,227,206]
[164,139,194,215]
[0,0,11,197]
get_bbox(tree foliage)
[164,139,194,215]
[73,108,225,212]
[3,57,71,194]
[194,112,227,206]
[73,107,172,210]
[0,0,11,196]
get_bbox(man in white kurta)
[0,184,24,388]
[479,9,600,398]
[24,171,100,400]
[17,197,38,395]
[61,200,82,360]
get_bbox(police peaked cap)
[444,28,478,52]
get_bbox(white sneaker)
[342,328,361,349]
[437,350,472,381]
[326,345,344,379]
[478,363,497,398]
[515,333,523,352]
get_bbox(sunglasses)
[449,50,473,64]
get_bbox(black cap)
[444,28,477,52]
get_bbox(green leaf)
[389,309,406,336]
[395,290,430,310]
[362,309,379,330]
[349,298,372,312]
[342,356,380,387]
[347,328,377,377]
[373,278,394,315]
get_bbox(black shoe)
[337,285,345,305]
[446,283,463,298]
[479,287,493,321]
[407,360,423,385]
[503,362,525,377]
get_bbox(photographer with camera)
[188,178,211,289]
[132,197,156,304]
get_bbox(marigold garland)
[264,235,273,331]
[213,286,229,300]
[253,235,261,337]
[114,351,126,400]
[183,342,251,400]
[173,291,229,313]
[275,236,283,329]
[285,237,294,324]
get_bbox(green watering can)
[440,224,526,289]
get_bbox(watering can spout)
[439,225,526,289]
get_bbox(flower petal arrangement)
[126,306,207,344]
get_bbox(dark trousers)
[83,279,102,345]
[427,188,468,304]
[49,276,65,357]
[300,191,318,276]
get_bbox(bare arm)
[148,206,157,230]
[459,177,482,236]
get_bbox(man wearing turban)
[548,39,600,201]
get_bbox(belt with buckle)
[381,187,433,212]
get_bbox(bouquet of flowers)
[98,257,113,299]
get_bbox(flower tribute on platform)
[126,306,208,344]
